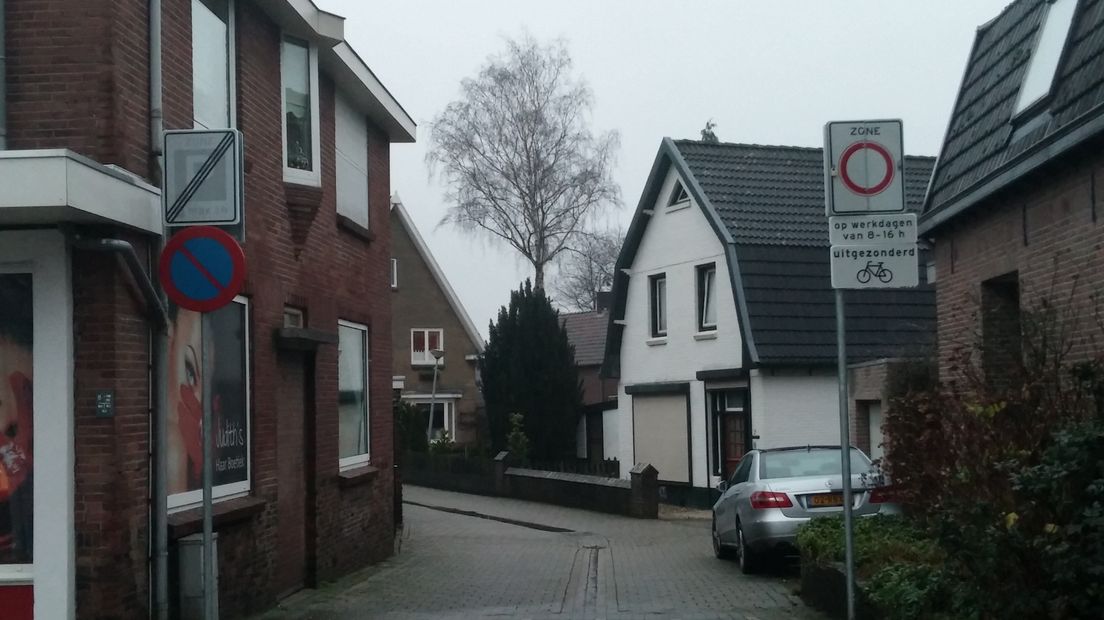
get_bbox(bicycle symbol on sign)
[856,261,893,284]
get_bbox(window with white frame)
[668,181,690,209]
[338,321,370,467]
[411,328,443,366]
[281,35,321,185]
[335,91,370,228]
[1014,0,1078,115]
[390,258,398,289]
[409,400,456,441]
[649,274,667,337]
[168,296,250,510]
[697,263,717,331]
[192,0,233,130]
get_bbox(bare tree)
[427,35,620,290]
[554,228,624,312]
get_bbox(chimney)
[595,290,612,313]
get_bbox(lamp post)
[426,348,445,441]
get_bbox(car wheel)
[712,517,733,560]
[736,524,758,574]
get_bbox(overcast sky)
[317,0,1010,340]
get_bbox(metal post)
[426,362,439,441]
[836,288,856,620]
[201,313,216,619]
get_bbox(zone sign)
[824,120,905,215]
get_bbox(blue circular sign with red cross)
[158,226,246,313]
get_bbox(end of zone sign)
[825,120,905,216]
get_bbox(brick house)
[920,0,1104,377]
[0,0,414,617]
[389,195,484,446]
[601,139,935,506]
[560,306,618,464]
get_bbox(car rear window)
[759,449,870,479]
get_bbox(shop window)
[981,273,1022,388]
[281,34,321,185]
[0,273,33,565]
[167,297,251,510]
[335,91,370,229]
[192,0,233,129]
[338,321,370,468]
[411,328,443,366]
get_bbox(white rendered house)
[601,138,936,506]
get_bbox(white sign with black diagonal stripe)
[164,129,243,227]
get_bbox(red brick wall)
[71,236,155,619]
[6,0,397,617]
[579,365,616,407]
[389,210,483,445]
[932,152,1104,382]
[847,361,890,457]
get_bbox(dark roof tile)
[561,310,609,367]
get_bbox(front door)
[720,413,745,480]
[711,389,748,481]
[276,352,308,598]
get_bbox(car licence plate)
[809,493,843,507]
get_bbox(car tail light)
[869,487,895,504]
[750,491,793,510]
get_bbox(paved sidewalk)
[256,486,822,620]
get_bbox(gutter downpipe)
[2,0,8,149]
[69,234,171,620]
[149,0,169,618]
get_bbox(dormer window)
[668,182,690,209]
[1014,0,1078,115]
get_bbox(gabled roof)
[390,195,485,353]
[265,0,416,142]
[921,0,1104,233]
[560,310,609,367]
[602,139,936,375]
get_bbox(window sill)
[168,495,266,541]
[646,337,668,347]
[666,201,691,213]
[694,331,718,341]
[338,464,380,488]
[337,213,374,243]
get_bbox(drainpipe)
[1,0,8,149]
[148,1,169,618]
[69,234,170,620]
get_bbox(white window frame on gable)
[281,34,321,186]
[1013,0,1079,115]
[697,263,717,332]
[667,181,691,211]
[192,0,236,130]
[649,273,667,338]
[335,90,370,229]
[411,328,444,367]
[338,320,370,469]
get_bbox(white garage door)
[633,394,690,484]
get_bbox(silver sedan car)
[711,446,897,573]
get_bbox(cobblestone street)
[257,486,823,620]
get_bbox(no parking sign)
[158,226,246,312]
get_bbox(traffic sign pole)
[202,314,216,620]
[836,289,856,620]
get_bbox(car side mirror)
[717,480,728,493]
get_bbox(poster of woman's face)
[166,302,248,500]
[0,273,33,565]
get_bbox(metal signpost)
[824,119,915,620]
[159,227,246,619]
